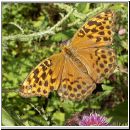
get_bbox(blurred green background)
[2,3,128,126]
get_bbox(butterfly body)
[63,46,90,76]
[19,10,116,101]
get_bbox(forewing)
[70,10,115,49]
[19,53,65,98]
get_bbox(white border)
[0,1,1,129]
[0,0,130,2]
[1,126,130,129]
[1,0,129,129]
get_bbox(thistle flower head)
[79,113,109,126]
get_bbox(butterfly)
[19,10,116,101]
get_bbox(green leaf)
[108,100,128,124]
[2,108,15,126]
[52,111,65,125]
[76,3,90,13]
[51,32,69,42]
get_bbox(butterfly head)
[60,40,70,49]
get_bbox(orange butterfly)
[19,10,116,101]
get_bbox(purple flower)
[79,113,109,126]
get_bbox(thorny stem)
[2,8,74,42]
[2,88,19,93]
[30,103,50,125]
[2,3,111,42]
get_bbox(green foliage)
[2,108,15,126]
[2,3,128,126]
[109,100,128,124]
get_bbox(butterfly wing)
[58,56,96,101]
[70,10,115,49]
[76,47,116,83]
[19,10,116,101]
[19,53,65,98]
[58,10,116,101]
[68,10,116,84]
